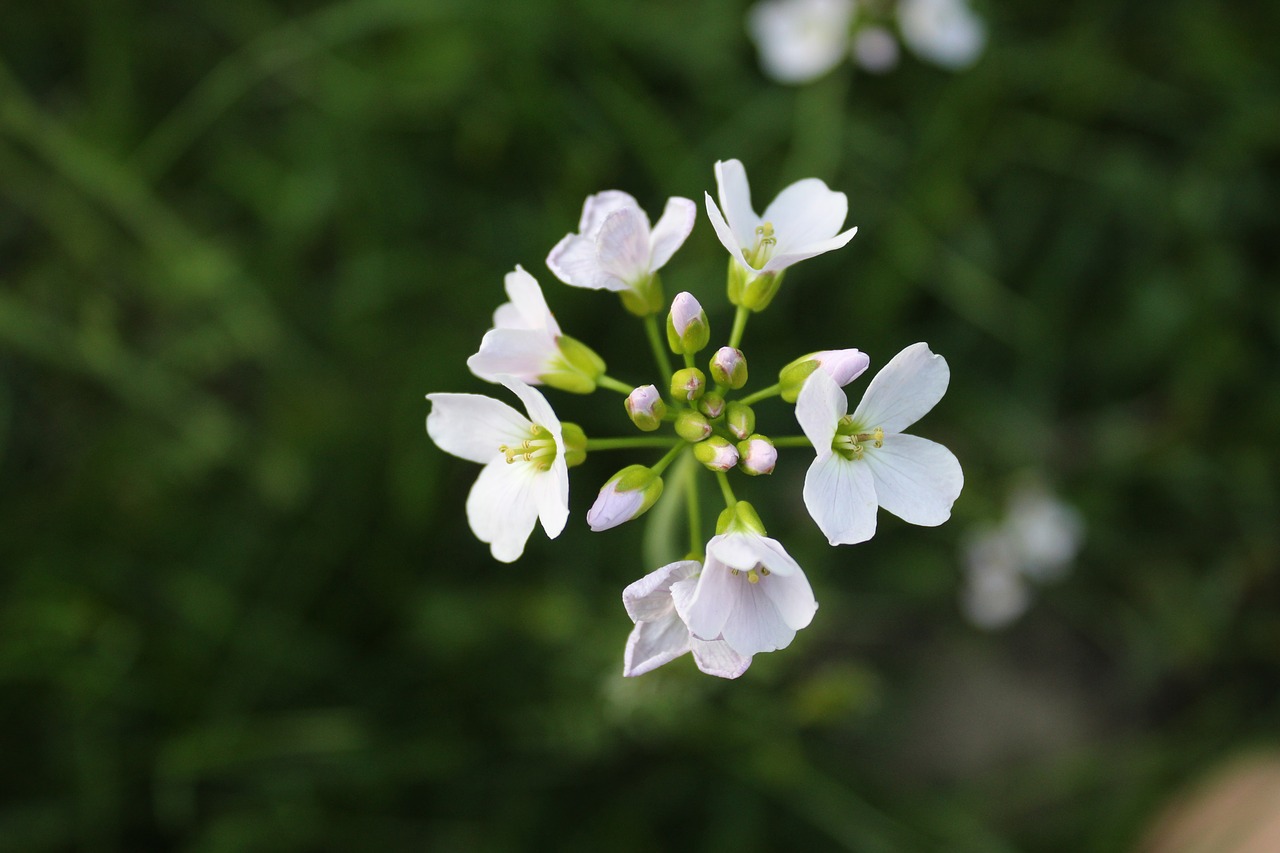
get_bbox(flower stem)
[643,314,674,383]
[770,436,812,448]
[738,383,781,406]
[651,441,687,475]
[686,472,702,556]
[727,304,750,350]
[682,351,695,370]
[715,470,737,507]
[586,437,679,451]
[597,374,635,395]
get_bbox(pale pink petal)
[503,377,562,435]
[706,532,801,578]
[762,178,849,251]
[425,393,529,464]
[648,196,697,270]
[803,452,879,545]
[795,367,846,458]
[466,329,556,384]
[813,348,871,386]
[690,637,752,679]
[586,480,644,532]
[852,342,950,434]
[714,159,759,248]
[720,580,796,656]
[625,561,699,622]
[623,616,690,677]
[579,190,640,234]
[501,266,561,336]
[596,207,652,286]
[465,461,540,563]
[862,434,962,527]
[704,192,752,269]
[759,226,858,274]
[676,559,736,641]
[760,571,818,631]
[546,233,604,288]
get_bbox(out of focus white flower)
[851,25,900,74]
[747,0,857,85]
[1005,481,1085,582]
[897,0,986,70]
[960,525,1030,630]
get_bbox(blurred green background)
[2,0,1278,850]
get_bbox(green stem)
[770,436,813,448]
[651,442,687,476]
[727,304,751,350]
[586,437,679,451]
[643,314,674,384]
[597,374,635,395]
[715,470,737,507]
[738,383,781,406]
[686,473,702,557]
[682,351,696,370]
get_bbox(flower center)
[744,222,777,268]
[729,565,772,584]
[832,416,883,460]
[498,424,557,472]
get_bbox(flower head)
[425,377,570,562]
[547,191,697,314]
[747,0,857,85]
[467,266,605,393]
[897,0,986,70]
[795,343,963,545]
[622,560,752,679]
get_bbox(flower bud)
[560,422,588,468]
[624,384,667,432]
[714,500,767,536]
[541,334,607,394]
[698,391,725,420]
[670,367,705,402]
[709,346,748,390]
[725,401,756,441]
[674,409,712,442]
[736,434,777,476]
[587,465,664,531]
[665,291,710,354]
[779,348,870,403]
[693,436,739,472]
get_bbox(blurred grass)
[1,0,1278,850]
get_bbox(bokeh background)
[2,0,1278,850]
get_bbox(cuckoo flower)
[425,377,570,563]
[467,266,604,393]
[898,0,986,70]
[705,159,858,309]
[675,502,818,657]
[546,191,697,314]
[622,561,752,679]
[747,0,856,85]
[795,343,963,545]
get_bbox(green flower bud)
[725,401,756,441]
[560,422,588,468]
[709,346,748,390]
[693,436,739,472]
[670,367,706,403]
[542,334,606,394]
[618,272,666,317]
[714,500,767,536]
[624,385,667,432]
[675,409,712,442]
[698,391,726,420]
[665,292,710,355]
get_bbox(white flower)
[960,526,1031,630]
[704,159,859,280]
[425,377,569,563]
[796,342,963,545]
[898,0,986,70]
[851,25,900,74]
[675,505,818,657]
[622,561,752,679]
[1003,480,1084,582]
[747,0,857,85]
[546,191,697,294]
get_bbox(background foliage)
[1,0,1277,850]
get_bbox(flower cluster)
[747,0,987,85]
[426,159,963,679]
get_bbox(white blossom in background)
[425,377,569,563]
[796,344,963,545]
[622,561,752,679]
[747,0,857,85]
[851,25,900,74]
[959,478,1085,630]
[897,0,986,70]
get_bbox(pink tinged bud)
[813,348,870,386]
[625,384,666,431]
[694,436,739,472]
[737,435,777,476]
[670,367,705,402]
[666,291,710,354]
[699,391,725,419]
[726,401,755,441]
[709,346,748,390]
[587,465,663,531]
[670,292,703,335]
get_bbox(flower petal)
[760,226,858,274]
[623,616,690,677]
[546,233,604,288]
[704,191,752,270]
[532,458,569,539]
[648,196,697,271]
[714,159,760,248]
[675,559,735,642]
[708,532,801,578]
[862,433,963,527]
[597,207,652,286]
[762,177,849,252]
[500,265,561,336]
[579,190,640,235]
[624,561,699,622]
[795,367,845,458]
[425,393,529,464]
[690,637,752,679]
[761,570,818,631]
[803,452,879,545]
[466,329,557,384]
[465,460,539,562]
[720,579,795,656]
[503,377,562,434]
[852,342,950,434]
